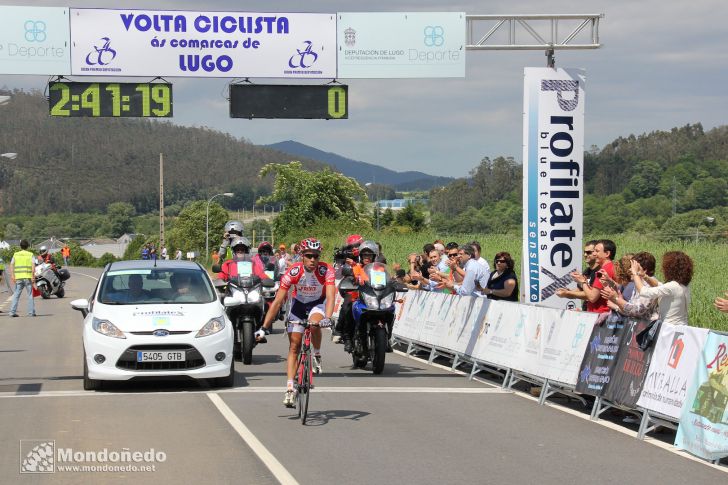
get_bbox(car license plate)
[136,350,185,362]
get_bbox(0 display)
[48,82,173,117]
[229,84,347,119]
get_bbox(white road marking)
[69,270,99,281]
[0,386,508,399]
[207,392,299,485]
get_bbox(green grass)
[313,231,728,332]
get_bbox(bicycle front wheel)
[299,351,311,425]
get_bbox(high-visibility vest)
[13,250,34,279]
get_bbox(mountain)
[0,90,327,215]
[266,140,452,190]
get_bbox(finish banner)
[575,314,629,397]
[0,6,71,75]
[69,8,336,78]
[637,325,709,420]
[337,12,465,78]
[522,67,586,309]
[675,331,728,461]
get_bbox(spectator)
[569,239,617,313]
[442,242,465,283]
[141,244,150,260]
[470,241,491,276]
[61,244,71,266]
[632,251,693,326]
[278,244,290,273]
[375,241,387,264]
[0,257,9,292]
[483,252,519,301]
[174,248,183,260]
[556,239,600,310]
[419,248,452,293]
[439,244,489,297]
[602,252,658,320]
[8,239,36,317]
[715,291,728,313]
[161,246,168,260]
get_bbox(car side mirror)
[211,264,222,273]
[70,298,89,318]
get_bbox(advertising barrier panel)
[637,325,709,419]
[0,6,70,75]
[522,67,586,309]
[69,8,336,78]
[575,314,628,396]
[337,12,465,78]
[603,319,657,408]
[676,331,728,461]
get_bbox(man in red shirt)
[570,239,616,313]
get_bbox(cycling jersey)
[280,261,335,323]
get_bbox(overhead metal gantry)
[465,14,603,66]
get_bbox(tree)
[106,202,136,238]
[259,161,366,236]
[394,203,426,232]
[167,200,229,257]
[380,208,395,227]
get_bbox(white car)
[71,260,234,390]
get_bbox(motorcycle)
[339,262,407,374]
[213,263,275,365]
[35,262,70,299]
[260,262,287,325]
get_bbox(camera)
[333,244,358,264]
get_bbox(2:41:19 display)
[48,82,173,118]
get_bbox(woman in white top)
[631,251,693,326]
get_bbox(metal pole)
[205,199,211,262]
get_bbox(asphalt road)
[0,268,725,484]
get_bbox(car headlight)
[362,292,379,309]
[380,293,395,309]
[92,317,126,339]
[196,316,225,338]
[246,289,261,303]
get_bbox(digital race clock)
[48,82,173,117]
[229,84,347,119]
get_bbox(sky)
[1,0,727,178]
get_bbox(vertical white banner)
[522,67,586,309]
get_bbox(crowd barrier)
[391,290,728,465]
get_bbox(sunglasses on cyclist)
[302,253,320,260]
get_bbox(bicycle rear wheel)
[299,351,311,425]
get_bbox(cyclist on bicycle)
[256,237,335,407]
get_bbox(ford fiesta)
[71,260,234,390]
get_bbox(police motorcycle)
[255,242,286,325]
[338,259,408,374]
[35,247,70,299]
[212,238,275,365]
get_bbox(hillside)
[266,140,452,190]
[0,90,327,215]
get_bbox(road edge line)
[206,392,299,485]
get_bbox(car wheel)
[83,353,102,391]
[214,359,234,388]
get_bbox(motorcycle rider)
[342,240,383,353]
[333,234,363,345]
[218,220,244,261]
[218,237,269,282]
[37,246,54,265]
[255,238,335,408]
[253,241,276,276]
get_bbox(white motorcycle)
[35,262,69,299]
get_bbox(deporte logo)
[423,25,444,47]
[20,440,165,474]
[24,20,47,42]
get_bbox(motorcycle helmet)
[39,245,48,256]
[257,241,273,264]
[359,240,379,258]
[224,220,244,236]
[299,238,322,254]
[230,237,251,260]
[346,234,363,247]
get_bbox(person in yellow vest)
[9,239,36,317]
[0,257,9,292]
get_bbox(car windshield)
[98,268,215,305]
